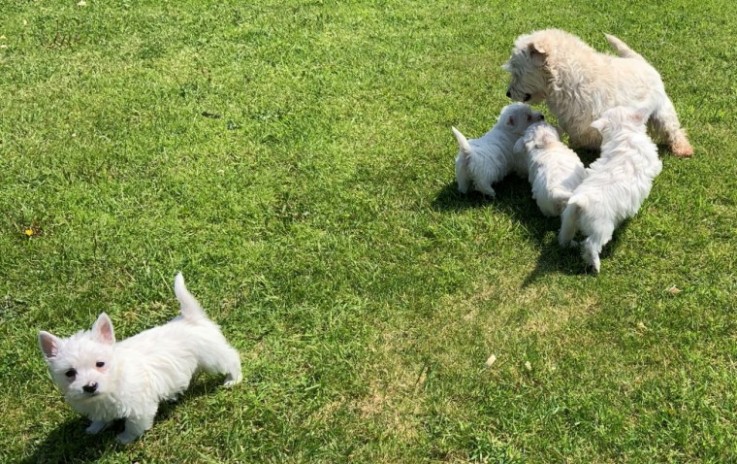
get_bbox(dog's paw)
[671,138,694,157]
[584,263,601,275]
[223,373,243,388]
[116,430,139,445]
[85,420,109,435]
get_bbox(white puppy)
[514,121,586,217]
[503,29,693,157]
[38,273,242,444]
[558,107,663,273]
[453,103,544,197]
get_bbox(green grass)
[1,0,737,462]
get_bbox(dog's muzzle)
[83,382,98,394]
[505,90,532,102]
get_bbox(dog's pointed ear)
[91,313,115,345]
[39,331,61,359]
[527,42,547,67]
[451,127,472,156]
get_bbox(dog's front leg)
[117,407,157,444]
[85,420,111,434]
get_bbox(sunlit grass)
[1,0,736,462]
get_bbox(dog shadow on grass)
[432,168,630,285]
[20,376,227,464]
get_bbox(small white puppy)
[558,107,663,273]
[453,103,544,197]
[38,273,242,444]
[514,122,586,217]
[503,29,693,157]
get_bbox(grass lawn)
[2,0,737,462]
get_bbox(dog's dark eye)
[65,369,77,378]
[96,361,105,368]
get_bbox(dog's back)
[116,273,242,398]
[528,143,585,217]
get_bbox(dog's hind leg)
[650,96,693,157]
[581,227,612,274]
[474,184,496,198]
[558,202,579,247]
[219,346,243,388]
[197,338,243,388]
[581,239,601,274]
[455,159,471,194]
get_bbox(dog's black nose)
[506,90,511,98]
[83,382,98,394]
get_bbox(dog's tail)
[174,273,209,321]
[451,126,473,164]
[551,186,574,207]
[558,196,584,247]
[605,34,644,60]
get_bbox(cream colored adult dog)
[503,29,693,157]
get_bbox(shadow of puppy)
[19,417,115,464]
[20,376,229,463]
[433,175,551,243]
[431,181,494,212]
[433,170,630,285]
[522,218,633,286]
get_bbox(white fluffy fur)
[38,273,242,444]
[454,103,544,197]
[503,29,693,157]
[514,121,586,217]
[558,107,663,273]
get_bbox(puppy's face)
[499,103,545,136]
[525,122,560,150]
[39,313,116,402]
[503,38,549,104]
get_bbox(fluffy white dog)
[503,29,693,157]
[558,107,663,273]
[514,121,586,217]
[453,103,544,197]
[38,273,242,444]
